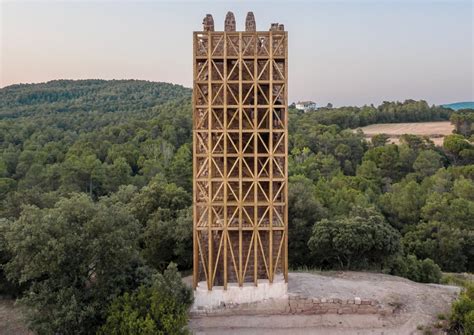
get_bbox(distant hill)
[442,101,474,111]
[0,79,192,119]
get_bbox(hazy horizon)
[1,0,473,107]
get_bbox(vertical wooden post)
[238,32,243,286]
[283,31,289,282]
[268,31,274,283]
[223,32,228,290]
[253,32,258,286]
[207,31,213,290]
[192,32,198,289]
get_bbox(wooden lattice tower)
[193,12,288,290]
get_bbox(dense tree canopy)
[2,194,143,334]
[0,80,472,333]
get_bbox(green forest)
[1,80,473,334]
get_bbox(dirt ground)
[189,271,461,335]
[356,121,454,146]
[0,272,462,335]
[0,299,31,335]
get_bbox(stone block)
[324,303,339,310]
[379,308,393,316]
[357,306,377,314]
[354,297,361,305]
[338,307,354,314]
[314,309,328,314]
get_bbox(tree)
[60,154,105,197]
[105,157,132,193]
[0,159,8,177]
[129,176,192,270]
[356,160,382,185]
[288,176,326,267]
[443,134,473,164]
[402,221,471,272]
[400,134,433,151]
[450,110,474,137]
[130,176,191,225]
[363,145,402,181]
[4,194,143,335]
[0,178,16,201]
[371,133,390,147]
[308,207,401,269]
[168,143,192,193]
[453,176,474,201]
[379,180,426,229]
[289,147,322,182]
[98,263,192,335]
[413,149,442,178]
[142,208,193,271]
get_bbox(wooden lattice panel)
[193,30,288,290]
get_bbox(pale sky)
[1,0,473,106]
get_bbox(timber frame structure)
[193,12,288,290]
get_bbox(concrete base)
[192,275,287,312]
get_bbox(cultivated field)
[356,121,454,146]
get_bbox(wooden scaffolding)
[193,12,288,290]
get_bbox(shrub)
[449,283,474,334]
[388,255,442,283]
[98,263,193,335]
[418,258,443,283]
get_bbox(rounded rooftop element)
[202,14,214,31]
[245,12,256,31]
[224,11,236,32]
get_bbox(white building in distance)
[295,101,317,112]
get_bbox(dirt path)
[189,271,461,335]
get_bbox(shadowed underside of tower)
[193,11,288,291]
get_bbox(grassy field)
[356,121,454,146]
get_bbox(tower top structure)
[201,11,285,32]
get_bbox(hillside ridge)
[442,101,474,110]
